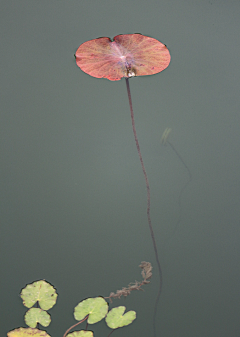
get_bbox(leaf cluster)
[7,261,152,337]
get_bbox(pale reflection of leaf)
[160,127,172,145]
[160,127,192,242]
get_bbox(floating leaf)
[24,308,51,328]
[74,297,108,324]
[67,331,93,337]
[21,280,58,310]
[7,328,51,337]
[75,34,171,81]
[105,306,136,329]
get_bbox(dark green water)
[1,1,240,336]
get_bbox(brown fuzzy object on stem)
[105,261,152,302]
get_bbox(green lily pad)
[105,306,136,329]
[21,280,58,310]
[7,328,51,337]
[67,331,93,337]
[24,308,51,328]
[74,297,108,324]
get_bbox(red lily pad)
[75,34,171,81]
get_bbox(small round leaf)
[24,308,51,328]
[74,297,108,324]
[105,306,136,329]
[21,280,58,310]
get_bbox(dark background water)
[1,1,240,336]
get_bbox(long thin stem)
[125,78,162,337]
[63,315,89,337]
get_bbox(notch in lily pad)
[21,280,58,310]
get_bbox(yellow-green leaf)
[67,331,93,337]
[105,306,136,329]
[7,328,51,337]
[24,308,51,328]
[74,297,108,324]
[21,280,57,310]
